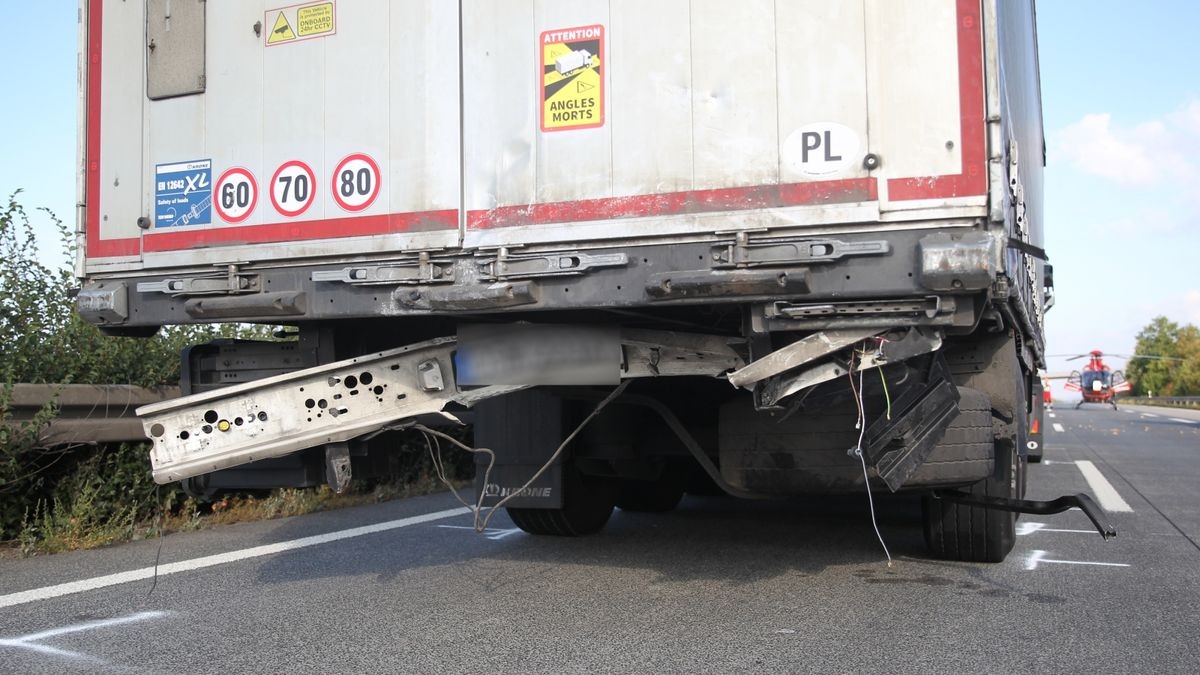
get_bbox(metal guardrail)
[3,384,180,446]
[1120,396,1200,409]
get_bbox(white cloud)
[1054,99,1200,189]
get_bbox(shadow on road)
[251,492,932,588]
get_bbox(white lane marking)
[1025,550,1130,570]
[1141,413,1158,418]
[0,611,168,661]
[1170,418,1197,425]
[1016,522,1098,536]
[437,524,521,541]
[1123,409,1135,414]
[1075,461,1134,512]
[1052,423,1065,433]
[0,507,470,610]
[1048,413,1056,418]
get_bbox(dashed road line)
[1052,423,1065,433]
[1141,413,1159,418]
[0,507,470,609]
[1170,418,1197,425]
[1075,460,1133,512]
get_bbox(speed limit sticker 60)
[214,167,258,223]
[331,153,381,212]
[270,160,316,217]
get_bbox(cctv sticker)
[782,123,861,177]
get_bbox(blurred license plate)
[456,324,621,386]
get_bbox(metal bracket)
[769,296,952,321]
[477,248,628,280]
[931,491,1118,540]
[311,253,454,286]
[138,272,260,297]
[325,442,352,493]
[711,232,890,269]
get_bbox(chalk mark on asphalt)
[437,525,522,541]
[0,611,168,662]
[1016,522,1099,536]
[1025,550,1130,570]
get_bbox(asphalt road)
[2,404,1198,674]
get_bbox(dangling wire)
[146,483,165,598]
[848,345,893,566]
[415,379,631,533]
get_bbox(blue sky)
[2,2,1198,382]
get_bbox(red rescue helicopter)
[1050,350,1180,410]
[1061,351,1129,409]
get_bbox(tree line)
[1127,316,1200,397]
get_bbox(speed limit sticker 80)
[214,167,258,224]
[331,153,381,212]
[270,160,317,217]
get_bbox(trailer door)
[81,0,463,272]
[461,0,878,250]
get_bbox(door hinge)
[711,232,889,269]
[477,248,628,280]
[310,253,455,286]
[137,268,260,297]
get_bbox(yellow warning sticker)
[267,12,295,45]
[297,3,334,37]
[264,1,337,47]
[541,25,604,132]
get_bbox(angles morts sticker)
[540,24,604,132]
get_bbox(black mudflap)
[472,389,564,509]
[860,354,961,491]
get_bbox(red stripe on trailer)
[85,0,137,259]
[469,178,877,230]
[141,210,458,253]
[887,0,987,201]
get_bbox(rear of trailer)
[76,1,1089,563]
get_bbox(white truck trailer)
[75,0,1111,562]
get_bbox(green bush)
[0,192,257,540]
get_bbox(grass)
[7,474,464,558]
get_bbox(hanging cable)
[414,379,631,533]
[848,346,894,566]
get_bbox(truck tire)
[506,465,617,536]
[923,351,1026,563]
[616,469,686,512]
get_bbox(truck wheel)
[922,372,1026,563]
[616,469,686,512]
[506,466,616,536]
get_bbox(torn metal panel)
[758,327,944,407]
[727,328,881,388]
[138,329,745,484]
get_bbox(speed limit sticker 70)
[214,167,258,223]
[331,153,381,212]
[270,160,317,217]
